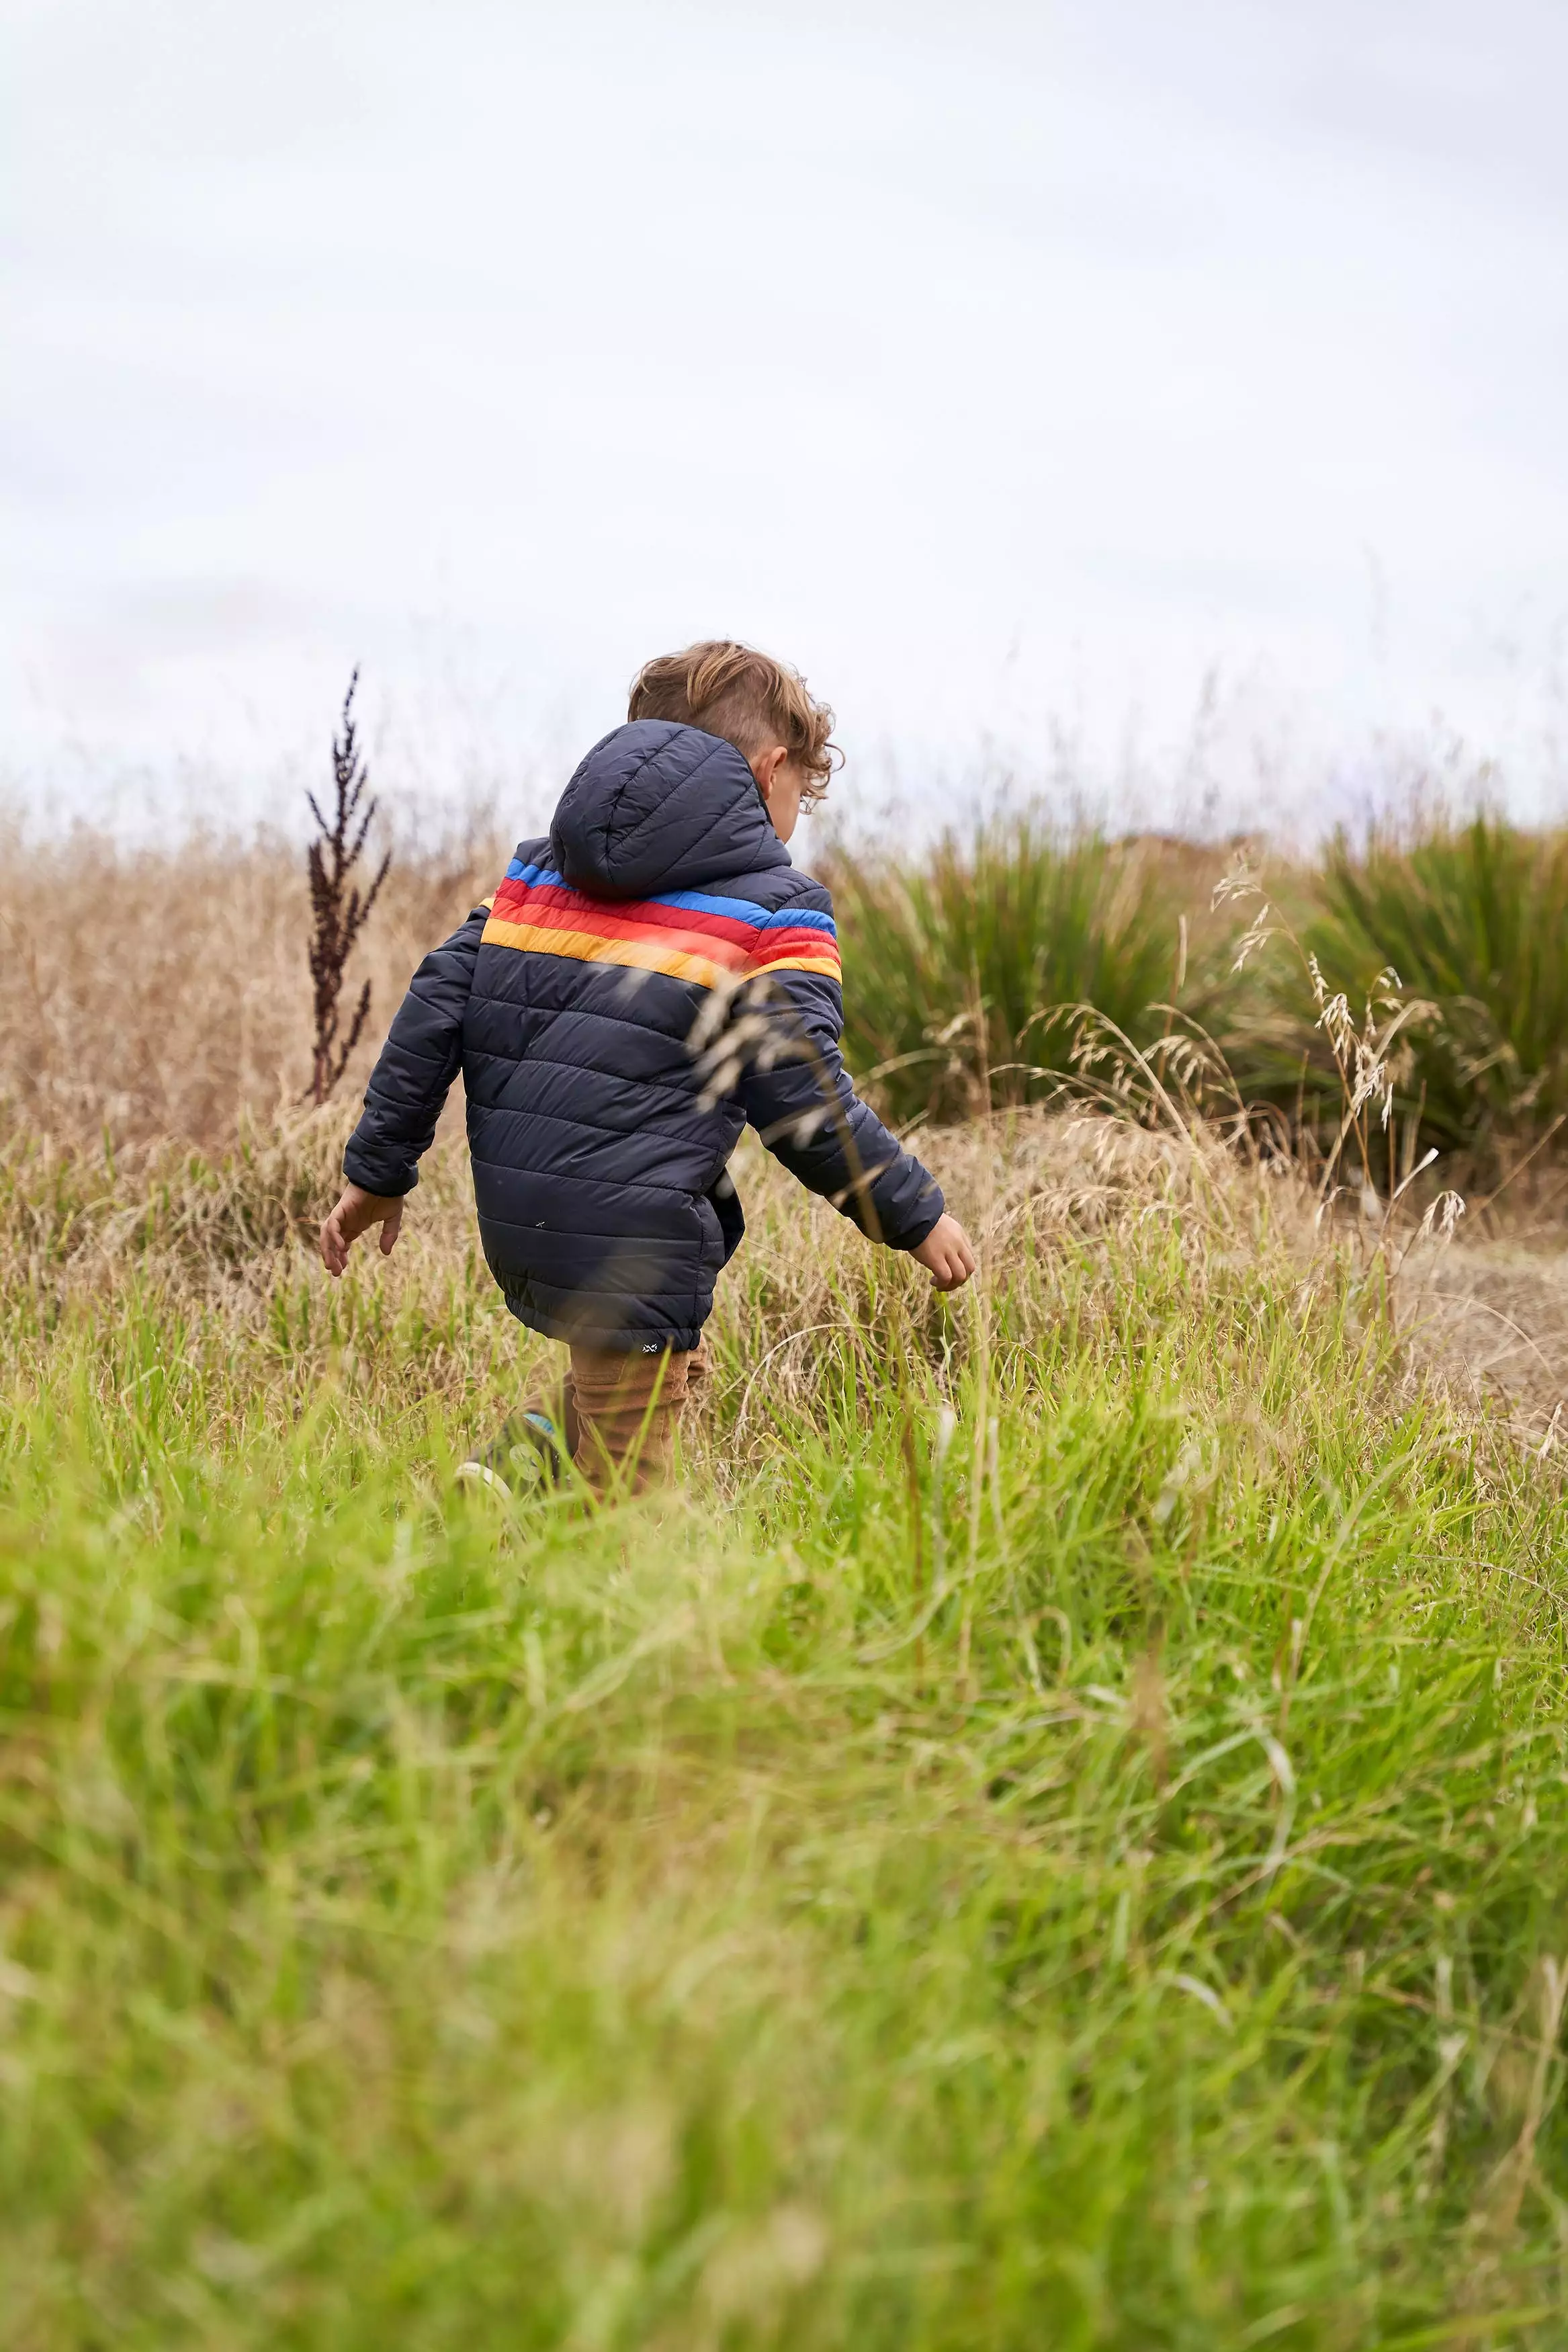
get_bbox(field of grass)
[4,1097,1568,2348]
[5,807,1568,2343]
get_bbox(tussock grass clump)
[3,1114,1568,2343]
[1211,815,1568,1189]
[826,806,1568,1189]
[826,821,1227,1124]
[1307,814,1568,1168]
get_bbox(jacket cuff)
[886,1185,946,1253]
[343,1144,419,1199]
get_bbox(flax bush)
[826,819,1223,1124]
[1305,814,1568,1167]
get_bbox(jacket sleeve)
[342,904,486,1197]
[723,885,945,1251]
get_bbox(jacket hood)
[548,721,791,900]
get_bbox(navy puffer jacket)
[344,721,944,1349]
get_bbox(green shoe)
[454,1411,564,1499]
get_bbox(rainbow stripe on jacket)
[480,862,841,991]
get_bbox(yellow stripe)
[481,915,844,991]
[482,914,728,989]
[750,952,841,978]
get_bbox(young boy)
[319,641,975,1489]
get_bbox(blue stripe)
[758,905,837,936]
[501,862,837,938]
[650,885,836,936]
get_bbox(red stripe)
[750,931,842,968]
[492,878,758,950]
[488,879,842,979]
[492,892,751,968]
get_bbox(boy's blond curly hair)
[627,640,840,806]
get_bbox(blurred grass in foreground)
[3,1114,1568,2345]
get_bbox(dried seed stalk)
[305,669,391,1105]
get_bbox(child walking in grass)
[318,640,975,1489]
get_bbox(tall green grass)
[1303,815,1568,1168]
[3,1116,1568,2344]
[828,820,1204,1124]
[829,807,1568,1184]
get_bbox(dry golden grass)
[0,821,504,1151]
[1410,1234,1568,1448]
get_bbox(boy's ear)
[750,745,790,804]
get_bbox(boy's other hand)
[912,1212,976,1293]
[320,1183,404,1278]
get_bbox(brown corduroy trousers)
[564,1343,707,1491]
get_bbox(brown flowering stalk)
[305,669,390,1105]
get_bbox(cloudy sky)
[5,0,1567,837]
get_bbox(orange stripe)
[750,934,842,970]
[751,952,841,978]
[481,915,730,987]
[492,892,752,969]
[480,914,843,990]
[492,877,760,948]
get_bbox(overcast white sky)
[5,0,1568,838]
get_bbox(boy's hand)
[912,1212,976,1292]
[320,1183,404,1277]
